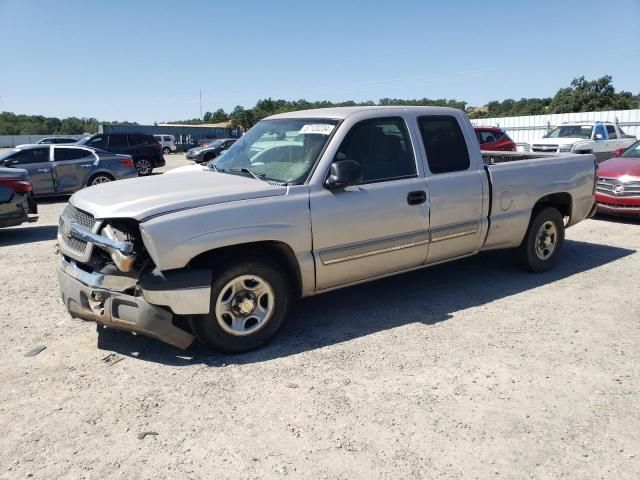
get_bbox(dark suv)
[78,133,165,175]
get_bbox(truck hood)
[70,170,287,221]
[597,157,640,179]
[532,137,586,146]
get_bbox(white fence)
[0,135,83,148]
[470,109,640,146]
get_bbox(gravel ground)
[0,156,639,479]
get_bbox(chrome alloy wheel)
[90,175,112,185]
[215,275,275,336]
[535,221,558,260]
[136,159,152,175]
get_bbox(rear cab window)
[418,116,470,174]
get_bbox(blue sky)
[0,0,638,124]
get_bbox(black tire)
[88,173,114,186]
[162,147,170,155]
[190,257,291,353]
[135,158,153,176]
[512,207,565,273]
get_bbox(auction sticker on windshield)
[299,124,335,135]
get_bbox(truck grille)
[532,144,558,153]
[59,204,97,256]
[597,177,640,197]
[62,204,96,230]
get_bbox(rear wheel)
[190,258,291,353]
[88,173,114,186]
[135,158,153,176]
[512,207,565,272]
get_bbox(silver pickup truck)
[57,107,597,352]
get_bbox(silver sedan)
[0,144,138,197]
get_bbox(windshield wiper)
[231,167,267,181]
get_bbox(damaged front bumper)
[57,256,211,349]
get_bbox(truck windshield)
[545,126,593,139]
[622,141,640,158]
[211,118,338,184]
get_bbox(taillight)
[154,143,161,151]
[118,159,133,168]
[0,178,32,193]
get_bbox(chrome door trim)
[319,230,430,266]
[430,221,480,243]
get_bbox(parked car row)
[0,144,138,197]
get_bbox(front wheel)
[512,207,565,272]
[135,158,153,176]
[162,146,170,155]
[190,258,291,353]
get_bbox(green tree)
[549,76,638,113]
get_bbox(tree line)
[0,113,138,136]
[1,76,637,135]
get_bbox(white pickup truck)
[529,121,636,161]
[57,107,597,352]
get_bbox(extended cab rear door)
[416,114,488,263]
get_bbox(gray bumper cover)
[57,257,211,349]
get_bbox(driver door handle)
[37,168,50,173]
[407,190,426,205]
[80,164,92,168]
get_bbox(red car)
[474,126,517,151]
[595,141,640,216]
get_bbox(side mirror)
[594,133,604,141]
[613,147,625,157]
[324,159,362,190]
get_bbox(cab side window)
[606,125,617,139]
[419,116,470,174]
[9,148,49,165]
[594,124,606,140]
[54,148,93,161]
[335,117,416,183]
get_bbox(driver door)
[310,116,429,290]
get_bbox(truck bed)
[481,152,597,251]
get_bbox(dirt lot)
[0,156,639,479]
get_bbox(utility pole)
[199,90,203,121]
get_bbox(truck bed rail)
[482,151,568,165]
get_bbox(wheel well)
[532,192,572,219]
[188,241,302,297]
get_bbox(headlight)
[559,144,573,152]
